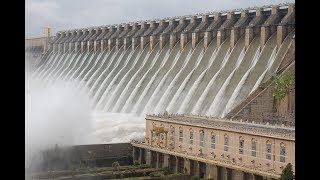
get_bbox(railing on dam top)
[49,3,294,53]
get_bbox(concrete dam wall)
[30,4,295,118]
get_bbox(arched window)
[266,141,272,160]
[251,139,257,157]
[239,137,244,154]
[170,126,175,142]
[179,127,183,143]
[280,143,286,163]
[199,130,204,147]
[224,134,229,151]
[189,129,194,145]
[211,133,216,149]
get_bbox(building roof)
[146,114,295,140]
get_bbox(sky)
[25,0,294,38]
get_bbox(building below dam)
[26,2,295,179]
[131,114,294,180]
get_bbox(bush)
[133,160,140,166]
[150,171,164,177]
[162,166,169,175]
[191,176,200,180]
[112,161,120,171]
[206,178,214,180]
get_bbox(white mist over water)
[25,56,146,172]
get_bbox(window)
[251,139,257,157]
[224,134,229,151]
[199,130,204,147]
[170,126,175,142]
[189,129,194,145]
[179,127,183,143]
[239,137,244,154]
[266,141,272,160]
[211,133,216,149]
[280,143,286,163]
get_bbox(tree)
[279,163,295,180]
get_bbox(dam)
[27,3,295,139]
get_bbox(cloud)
[25,0,294,37]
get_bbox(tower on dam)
[27,3,295,179]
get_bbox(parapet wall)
[50,3,295,53]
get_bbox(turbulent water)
[26,31,294,150]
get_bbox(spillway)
[28,4,295,142]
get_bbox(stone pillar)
[80,42,85,52]
[69,43,74,53]
[163,154,169,167]
[181,33,188,49]
[174,156,179,174]
[260,26,269,49]
[116,38,122,50]
[145,149,151,165]
[204,31,212,48]
[160,34,167,50]
[192,32,199,49]
[217,30,225,47]
[101,40,107,51]
[94,40,100,52]
[75,42,80,52]
[230,29,239,49]
[150,36,156,50]
[63,43,68,53]
[87,41,93,53]
[57,43,62,53]
[108,39,115,51]
[194,161,200,177]
[232,169,245,180]
[277,25,287,49]
[217,12,234,47]
[141,36,148,50]
[133,147,137,161]
[139,148,143,164]
[156,152,160,169]
[123,37,129,50]
[184,158,190,175]
[132,37,138,50]
[231,10,248,49]
[221,167,231,180]
[170,34,177,49]
[245,27,254,50]
[206,164,218,180]
[260,6,279,49]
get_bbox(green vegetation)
[191,176,200,180]
[279,163,295,180]
[134,160,140,166]
[272,70,295,105]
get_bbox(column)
[145,149,151,165]
[206,164,218,180]
[174,156,178,173]
[192,32,199,49]
[163,154,169,167]
[184,158,190,175]
[194,161,200,177]
[245,27,254,50]
[232,169,245,180]
[181,33,188,49]
[156,152,160,169]
[204,31,212,49]
[139,148,143,164]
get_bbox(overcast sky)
[25,0,294,38]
